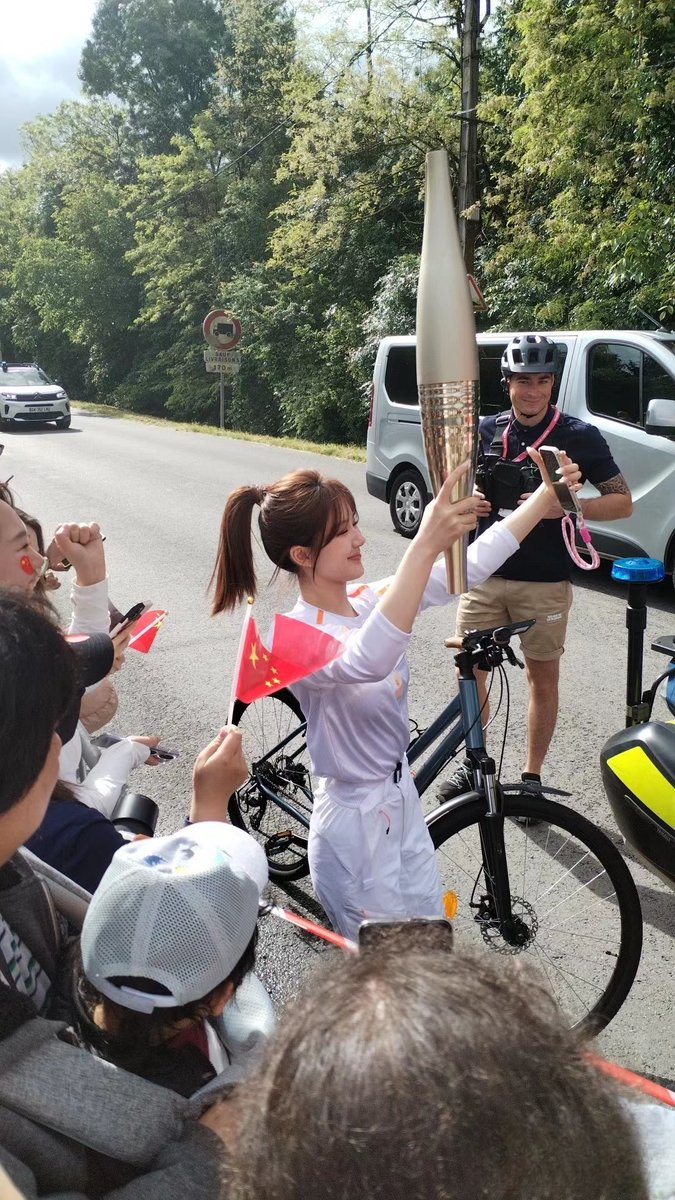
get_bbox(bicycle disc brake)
[476,895,538,955]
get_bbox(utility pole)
[458,0,488,275]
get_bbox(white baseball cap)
[81,822,268,1014]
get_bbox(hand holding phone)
[538,446,583,515]
[110,601,153,637]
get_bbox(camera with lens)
[475,453,541,512]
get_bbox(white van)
[366,330,675,574]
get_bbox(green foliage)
[80,0,230,153]
[479,0,675,329]
[0,0,673,445]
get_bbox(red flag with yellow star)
[233,610,344,706]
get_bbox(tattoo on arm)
[596,473,630,496]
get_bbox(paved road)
[6,411,675,1078]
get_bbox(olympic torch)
[416,149,479,595]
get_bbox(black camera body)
[475,453,541,512]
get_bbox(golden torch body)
[416,149,479,595]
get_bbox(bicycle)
[231,618,643,1033]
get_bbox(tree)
[80,0,230,153]
[123,0,296,423]
[478,0,675,329]
[1,102,142,396]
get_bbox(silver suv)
[0,363,71,429]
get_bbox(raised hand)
[49,522,106,586]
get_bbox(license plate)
[27,406,51,412]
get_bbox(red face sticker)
[20,555,36,576]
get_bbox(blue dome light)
[611,557,665,583]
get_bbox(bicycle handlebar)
[462,618,535,652]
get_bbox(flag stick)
[128,612,165,649]
[227,597,254,724]
[588,1052,675,1108]
[266,903,358,953]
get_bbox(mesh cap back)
[81,822,268,1013]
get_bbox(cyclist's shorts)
[455,578,573,662]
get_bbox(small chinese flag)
[234,612,344,705]
[128,609,168,654]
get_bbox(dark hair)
[211,469,357,613]
[0,589,76,816]
[15,507,53,614]
[230,948,648,1200]
[73,929,257,1074]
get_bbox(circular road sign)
[202,309,242,350]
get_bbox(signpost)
[202,309,242,428]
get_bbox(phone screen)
[539,447,582,514]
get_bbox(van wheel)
[390,469,427,538]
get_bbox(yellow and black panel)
[600,721,675,887]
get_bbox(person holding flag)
[211,455,581,938]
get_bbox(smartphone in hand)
[110,601,153,637]
[539,446,583,515]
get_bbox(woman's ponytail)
[210,485,263,613]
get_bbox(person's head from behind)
[77,823,268,1065]
[231,945,647,1200]
[0,589,76,861]
[0,499,47,593]
[211,468,363,613]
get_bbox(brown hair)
[211,469,357,613]
[15,508,52,614]
[230,946,648,1200]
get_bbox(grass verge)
[73,400,366,462]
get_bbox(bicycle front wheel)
[428,793,642,1034]
[231,689,313,881]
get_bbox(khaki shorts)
[455,577,574,662]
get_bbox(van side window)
[643,353,675,406]
[478,344,508,416]
[384,346,417,405]
[478,342,567,416]
[588,343,675,426]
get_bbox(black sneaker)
[438,760,474,801]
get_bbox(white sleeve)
[72,739,153,817]
[67,579,110,635]
[299,607,411,690]
[59,730,84,784]
[417,523,520,610]
[466,522,520,588]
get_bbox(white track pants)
[308,764,445,940]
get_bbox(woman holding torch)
[211,452,580,938]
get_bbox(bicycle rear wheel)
[230,689,314,881]
[428,792,642,1034]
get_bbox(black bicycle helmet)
[600,721,675,889]
[501,334,559,377]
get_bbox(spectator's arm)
[190,728,249,823]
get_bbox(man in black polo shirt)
[444,333,632,798]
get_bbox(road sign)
[203,309,242,350]
[204,349,241,375]
[467,274,487,311]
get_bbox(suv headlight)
[0,392,17,400]
[56,390,67,399]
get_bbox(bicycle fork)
[457,656,528,948]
